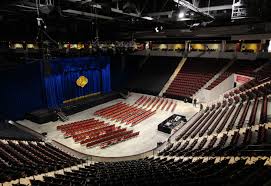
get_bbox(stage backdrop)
[44,56,111,108]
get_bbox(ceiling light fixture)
[178,11,185,19]
[142,16,153,20]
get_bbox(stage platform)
[25,109,58,124]
[26,92,121,124]
[17,93,199,157]
[62,91,122,115]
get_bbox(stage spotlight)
[178,11,185,19]
[7,120,15,125]
[154,26,163,33]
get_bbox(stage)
[17,93,199,157]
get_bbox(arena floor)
[18,92,199,157]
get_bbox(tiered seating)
[133,95,177,112]
[161,126,270,157]
[224,79,271,100]
[207,59,267,90]
[248,97,259,127]
[57,118,139,148]
[29,157,271,186]
[160,79,271,158]
[260,96,268,124]
[175,80,270,142]
[0,139,82,183]
[164,58,228,98]
[255,62,271,81]
[226,102,243,130]
[94,102,155,126]
[236,100,251,129]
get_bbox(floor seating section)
[160,126,271,157]
[57,118,139,148]
[164,58,228,98]
[94,102,156,126]
[175,81,270,142]
[206,59,267,90]
[29,157,271,186]
[133,96,177,112]
[0,139,83,183]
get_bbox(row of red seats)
[189,110,216,139]
[73,125,116,142]
[95,102,156,126]
[133,96,176,112]
[130,111,156,126]
[61,121,107,137]
[226,103,243,131]
[236,100,251,129]
[65,123,108,138]
[86,130,137,148]
[260,96,268,124]
[57,118,139,148]
[100,132,140,149]
[248,97,259,127]
[95,103,127,118]
[166,90,194,97]
[80,128,127,145]
[57,118,95,131]
[94,102,124,116]
[165,58,227,98]
[105,105,136,120]
[120,109,147,124]
[199,108,222,137]
[113,107,141,122]
[106,106,148,124]
[224,81,271,106]
[208,107,229,135]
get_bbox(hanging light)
[178,11,185,19]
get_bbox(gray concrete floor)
[18,92,199,157]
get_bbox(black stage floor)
[26,91,122,124]
[62,91,121,115]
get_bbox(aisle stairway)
[57,111,69,122]
[159,57,187,96]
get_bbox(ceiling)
[0,0,271,41]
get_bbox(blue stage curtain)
[44,56,111,108]
[44,74,63,108]
[101,62,111,93]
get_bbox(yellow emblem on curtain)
[76,76,88,88]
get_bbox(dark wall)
[110,55,146,91]
[0,62,45,120]
[110,55,180,95]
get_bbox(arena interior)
[1,0,271,185]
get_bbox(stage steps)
[57,111,69,122]
[159,57,187,96]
